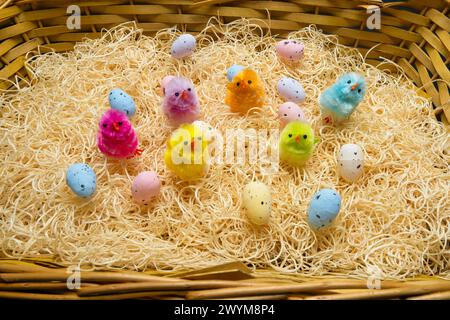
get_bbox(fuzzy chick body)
[279,121,318,166]
[97,109,139,159]
[225,69,265,114]
[319,72,366,124]
[164,123,209,180]
[162,77,199,125]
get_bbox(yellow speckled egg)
[242,182,272,225]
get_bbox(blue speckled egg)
[66,163,97,198]
[307,189,341,230]
[226,64,245,82]
[171,34,196,59]
[108,88,136,117]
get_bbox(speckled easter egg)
[193,120,218,142]
[161,75,175,96]
[307,189,341,230]
[278,102,306,127]
[242,182,272,225]
[66,163,97,198]
[338,144,364,182]
[171,34,196,59]
[275,40,305,62]
[108,88,136,117]
[131,171,161,204]
[226,64,245,82]
[277,77,306,103]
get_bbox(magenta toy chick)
[97,109,141,159]
[162,77,199,126]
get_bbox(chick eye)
[236,82,240,87]
[118,121,123,126]
[303,135,307,139]
[288,134,292,138]
[184,141,188,145]
[248,80,252,84]
[358,89,362,93]
[197,137,202,140]
[188,88,191,91]
[347,80,351,84]
[102,123,107,128]
[175,92,179,97]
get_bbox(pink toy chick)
[162,77,199,126]
[97,109,141,159]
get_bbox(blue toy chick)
[319,72,366,124]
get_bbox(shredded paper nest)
[1,19,449,279]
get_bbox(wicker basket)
[0,0,449,300]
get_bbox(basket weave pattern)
[0,0,449,300]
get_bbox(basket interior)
[0,1,448,125]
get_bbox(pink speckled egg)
[161,75,175,96]
[278,102,306,127]
[275,40,304,62]
[131,171,161,204]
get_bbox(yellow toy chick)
[225,69,265,114]
[164,123,210,180]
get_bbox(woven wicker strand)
[0,0,449,300]
[0,260,449,300]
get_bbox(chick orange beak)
[191,139,195,151]
[295,135,301,144]
[181,90,189,101]
[112,122,120,132]
[351,83,359,91]
[239,81,247,89]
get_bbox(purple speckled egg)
[277,77,306,103]
[278,102,306,127]
[161,75,175,96]
[275,40,304,62]
[131,171,161,204]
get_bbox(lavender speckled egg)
[276,40,304,62]
[307,189,341,230]
[161,75,175,96]
[277,77,306,103]
[171,34,196,59]
[131,171,161,204]
[337,144,364,182]
[278,102,306,127]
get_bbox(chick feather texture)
[164,123,209,180]
[162,77,199,125]
[97,109,139,158]
[225,69,265,114]
[279,121,318,166]
[319,72,366,124]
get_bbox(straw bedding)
[0,19,449,279]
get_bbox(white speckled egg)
[242,182,271,225]
[171,34,196,59]
[307,189,341,230]
[226,64,245,82]
[66,163,97,198]
[275,40,305,62]
[337,144,364,182]
[277,77,306,103]
[278,102,306,127]
[108,88,136,117]
[161,75,175,96]
[132,171,161,204]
